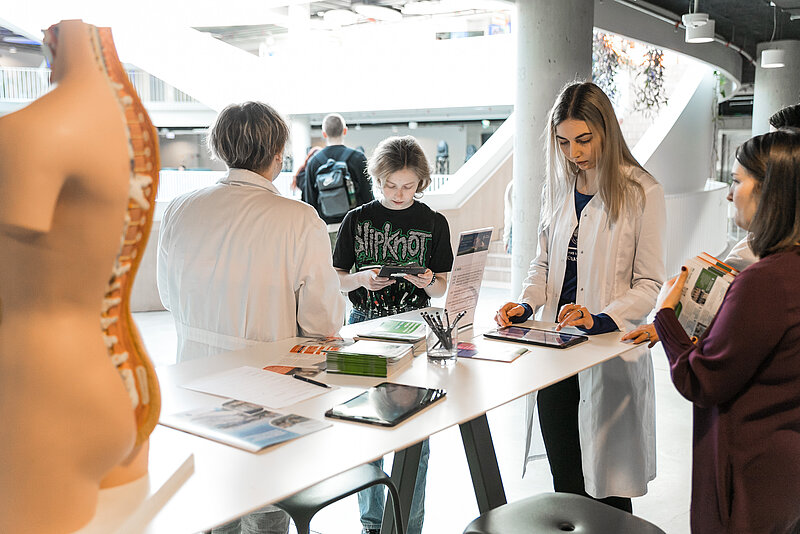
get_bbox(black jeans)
[537,374,633,513]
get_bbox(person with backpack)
[304,113,374,246]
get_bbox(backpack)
[314,148,357,219]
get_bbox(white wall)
[159,134,224,170]
[0,49,44,67]
[642,70,716,195]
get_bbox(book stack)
[354,319,427,355]
[676,253,738,339]
[325,340,414,378]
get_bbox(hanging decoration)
[591,31,670,117]
[633,48,668,117]
[592,32,625,102]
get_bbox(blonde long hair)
[542,82,645,226]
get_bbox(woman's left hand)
[621,324,659,347]
[657,267,689,310]
[404,268,434,289]
[556,304,594,331]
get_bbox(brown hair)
[368,136,432,194]
[208,101,288,173]
[544,81,645,225]
[738,128,800,257]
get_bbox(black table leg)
[459,414,507,513]
[380,441,423,534]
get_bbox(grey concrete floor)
[134,284,691,534]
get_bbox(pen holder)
[426,324,458,366]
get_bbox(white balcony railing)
[0,66,196,104]
[0,67,51,101]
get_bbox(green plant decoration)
[592,32,623,102]
[634,48,668,117]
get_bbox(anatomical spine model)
[0,20,161,533]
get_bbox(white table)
[134,310,641,533]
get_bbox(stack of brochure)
[354,319,427,355]
[676,253,738,339]
[325,340,414,378]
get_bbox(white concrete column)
[510,0,593,299]
[752,40,800,135]
[290,116,311,174]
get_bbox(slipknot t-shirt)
[333,200,454,317]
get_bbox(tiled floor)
[134,284,692,534]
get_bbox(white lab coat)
[157,169,345,362]
[724,235,759,272]
[521,167,666,498]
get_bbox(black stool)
[463,493,665,534]
[274,463,405,534]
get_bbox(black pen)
[292,374,330,389]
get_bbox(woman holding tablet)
[333,135,454,534]
[495,82,666,511]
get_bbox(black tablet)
[483,326,588,349]
[325,382,446,427]
[377,264,426,278]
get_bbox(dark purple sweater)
[654,247,800,534]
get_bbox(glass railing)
[0,66,196,104]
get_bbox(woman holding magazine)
[495,82,666,512]
[647,129,800,533]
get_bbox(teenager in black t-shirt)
[333,137,453,322]
[332,136,453,534]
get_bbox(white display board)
[444,227,494,328]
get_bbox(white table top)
[129,311,640,533]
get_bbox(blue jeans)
[358,439,430,534]
[210,505,289,534]
[350,309,429,534]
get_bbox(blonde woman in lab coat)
[496,82,666,512]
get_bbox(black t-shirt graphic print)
[333,200,454,318]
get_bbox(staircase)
[482,239,511,289]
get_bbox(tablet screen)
[377,265,426,278]
[484,326,588,349]
[325,382,446,427]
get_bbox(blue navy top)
[513,188,618,335]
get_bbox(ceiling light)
[761,48,786,68]
[408,121,418,129]
[353,4,402,22]
[684,19,715,43]
[681,12,709,28]
[323,9,359,26]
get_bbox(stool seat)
[463,493,665,534]
[275,463,404,534]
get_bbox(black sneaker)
[364,530,380,534]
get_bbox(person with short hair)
[769,102,800,131]
[157,101,346,533]
[495,81,666,512]
[303,113,374,242]
[654,128,800,533]
[333,135,454,534]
